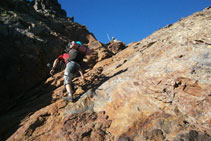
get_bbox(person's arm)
[50,58,59,75]
[78,68,85,83]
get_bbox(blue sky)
[58,0,210,44]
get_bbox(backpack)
[65,41,91,64]
[68,41,92,55]
[67,48,85,64]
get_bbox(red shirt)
[58,53,69,64]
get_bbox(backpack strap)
[85,46,88,54]
[77,43,80,50]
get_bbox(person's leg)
[64,62,74,100]
[66,83,73,96]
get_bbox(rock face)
[0,1,126,140]
[33,0,66,17]
[1,2,211,141]
[0,0,102,114]
[91,7,211,140]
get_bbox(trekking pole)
[106,33,111,42]
[47,63,56,79]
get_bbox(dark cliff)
[0,0,100,114]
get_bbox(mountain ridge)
[0,1,211,140]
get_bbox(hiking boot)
[63,93,73,101]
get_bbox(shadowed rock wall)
[0,0,100,114]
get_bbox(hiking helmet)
[76,41,82,45]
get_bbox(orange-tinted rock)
[3,6,211,141]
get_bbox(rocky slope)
[0,0,126,140]
[0,0,102,114]
[1,1,211,141]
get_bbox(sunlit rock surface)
[2,4,211,141]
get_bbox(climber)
[111,37,118,42]
[50,42,86,101]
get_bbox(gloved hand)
[50,68,55,75]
